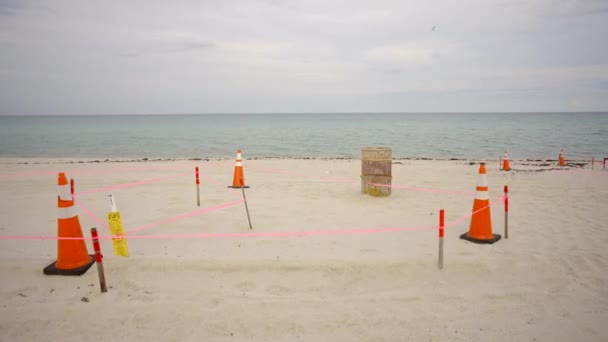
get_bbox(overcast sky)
[1,0,607,114]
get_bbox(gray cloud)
[0,0,22,16]
[121,32,215,57]
[0,0,607,114]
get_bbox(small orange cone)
[228,149,249,188]
[501,150,511,171]
[44,173,94,275]
[460,163,501,244]
[559,150,566,166]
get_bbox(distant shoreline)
[0,156,595,165]
[1,111,607,117]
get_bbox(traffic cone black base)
[460,232,501,244]
[43,255,95,275]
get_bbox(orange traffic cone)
[460,163,501,244]
[44,173,94,275]
[228,149,249,188]
[501,150,511,171]
[559,150,566,166]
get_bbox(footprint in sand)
[266,285,290,296]
[235,281,257,292]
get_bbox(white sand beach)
[0,158,607,341]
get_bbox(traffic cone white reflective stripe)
[58,183,72,201]
[235,151,243,167]
[475,187,490,200]
[58,204,76,220]
[475,169,489,199]
[58,175,76,219]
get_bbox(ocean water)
[0,113,606,160]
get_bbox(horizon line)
[1,111,607,116]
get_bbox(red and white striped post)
[504,185,509,239]
[90,228,107,293]
[195,166,200,207]
[438,209,444,270]
[70,178,74,196]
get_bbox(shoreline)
[0,156,598,165]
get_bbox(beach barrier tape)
[125,199,245,234]
[105,225,433,240]
[75,172,191,196]
[66,162,479,235]
[247,165,476,197]
[1,160,512,242]
[0,164,187,178]
[444,195,507,230]
[74,196,109,230]
[200,172,244,199]
[0,195,506,242]
[70,166,244,235]
[0,225,434,241]
[73,193,244,235]
[366,181,475,196]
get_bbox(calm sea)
[0,113,606,160]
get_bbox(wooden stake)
[91,228,107,293]
[196,185,200,207]
[240,176,252,230]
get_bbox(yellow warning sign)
[107,212,129,257]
